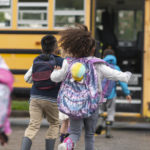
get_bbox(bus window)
[118,11,134,41]
[117,10,143,47]
[54,0,85,28]
[136,10,143,33]
[96,9,105,30]
[18,0,48,29]
[0,0,12,28]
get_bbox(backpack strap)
[101,80,111,102]
[87,57,109,66]
[65,57,76,64]
[87,58,111,103]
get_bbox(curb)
[11,110,29,117]
[9,117,150,130]
[10,118,49,127]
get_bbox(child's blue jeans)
[69,108,99,150]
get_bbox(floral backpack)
[57,57,109,119]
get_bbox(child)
[0,56,14,146]
[95,49,132,138]
[21,35,63,150]
[59,50,71,143]
[59,112,70,143]
[54,48,70,143]
[50,24,132,150]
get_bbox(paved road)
[1,125,150,150]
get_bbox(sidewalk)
[10,117,150,130]
[2,122,150,150]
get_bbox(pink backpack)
[0,68,14,132]
[0,68,14,91]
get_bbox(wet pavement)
[1,118,150,150]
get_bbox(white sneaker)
[58,143,67,150]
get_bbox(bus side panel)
[0,34,60,49]
[1,54,39,70]
[0,33,59,89]
[14,75,32,88]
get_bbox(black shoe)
[0,132,8,146]
[95,125,103,135]
[60,133,70,143]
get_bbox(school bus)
[0,0,150,118]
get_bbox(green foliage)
[118,11,134,41]
[0,12,5,22]
[146,118,150,122]
[118,10,143,41]
[11,100,29,111]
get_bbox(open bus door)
[93,0,144,117]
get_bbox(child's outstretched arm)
[51,59,69,83]
[126,95,132,102]
[115,65,132,102]
[119,81,132,102]
[99,64,132,83]
[24,66,33,83]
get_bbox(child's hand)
[0,132,8,146]
[54,66,61,70]
[126,95,132,102]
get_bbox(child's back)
[102,49,131,103]
[95,49,131,138]
[50,24,132,150]
[21,35,63,150]
[30,53,63,100]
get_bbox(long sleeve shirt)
[51,56,132,93]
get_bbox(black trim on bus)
[12,88,30,97]
[140,0,145,114]
[0,49,41,54]
[10,69,27,74]
[0,30,59,34]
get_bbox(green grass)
[11,100,29,111]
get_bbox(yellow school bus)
[0,0,150,118]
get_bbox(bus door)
[143,0,150,118]
[94,0,144,117]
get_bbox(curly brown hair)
[59,24,95,58]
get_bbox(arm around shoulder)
[51,59,69,83]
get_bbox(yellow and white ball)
[71,62,86,81]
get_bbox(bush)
[11,100,29,111]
